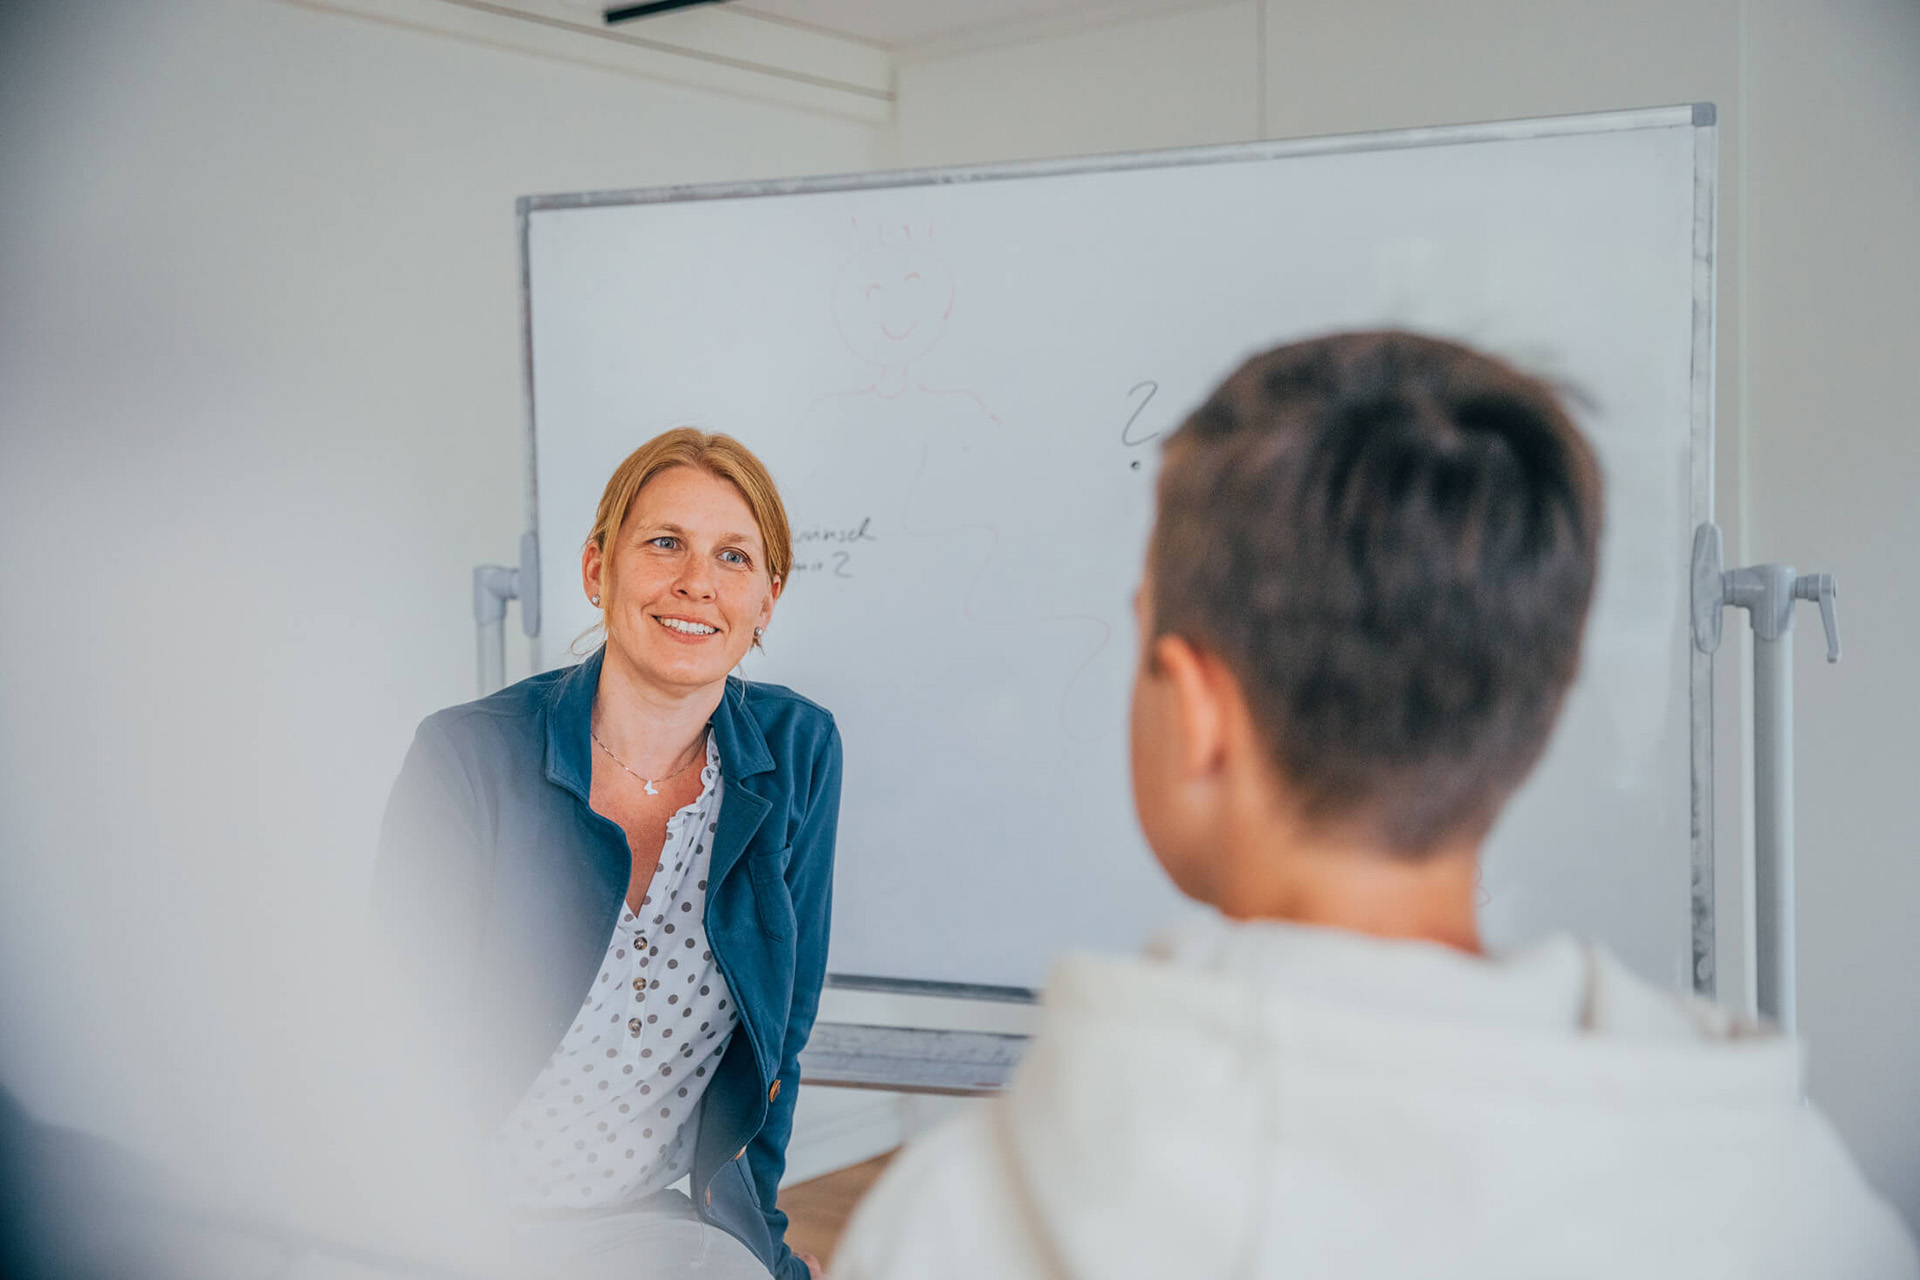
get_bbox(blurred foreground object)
[0,1088,499,1280]
[1,1086,189,1280]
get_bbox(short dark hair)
[1150,331,1603,856]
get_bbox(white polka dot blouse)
[488,734,739,1208]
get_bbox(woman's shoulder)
[733,676,838,733]
[412,666,567,762]
[729,677,841,774]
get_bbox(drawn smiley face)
[831,238,956,370]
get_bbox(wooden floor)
[777,1150,899,1265]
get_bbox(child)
[832,332,1917,1280]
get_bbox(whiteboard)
[521,106,1717,995]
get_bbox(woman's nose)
[674,557,716,598]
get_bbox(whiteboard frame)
[515,102,1721,998]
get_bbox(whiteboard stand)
[800,976,1036,1094]
[472,531,541,697]
[824,974,1035,1004]
[800,1023,1027,1096]
[1692,523,1843,1032]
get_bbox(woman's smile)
[652,612,721,639]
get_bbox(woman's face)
[583,466,782,695]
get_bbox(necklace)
[589,725,706,797]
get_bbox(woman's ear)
[756,576,782,633]
[581,539,605,605]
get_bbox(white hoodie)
[833,914,1917,1280]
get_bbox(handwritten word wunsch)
[793,517,879,546]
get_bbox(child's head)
[1131,331,1603,907]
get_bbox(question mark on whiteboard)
[1122,380,1161,469]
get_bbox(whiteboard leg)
[1752,631,1795,1033]
[473,563,518,698]
[477,618,506,699]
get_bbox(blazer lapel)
[708,676,775,890]
[707,678,781,1086]
[543,646,602,804]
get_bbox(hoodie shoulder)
[833,1105,1044,1280]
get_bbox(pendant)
[644,780,659,796]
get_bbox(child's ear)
[1154,635,1230,779]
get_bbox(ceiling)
[573,0,1222,51]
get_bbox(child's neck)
[1208,825,1486,956]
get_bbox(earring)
[590,595,601,606]
[753,627,763,640]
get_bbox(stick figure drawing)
[817,219,1001,422]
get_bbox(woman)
[377,428,841,1280]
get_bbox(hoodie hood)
[993,912,1913,1280]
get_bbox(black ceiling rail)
[605,0,732,23]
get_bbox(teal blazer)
[375,647,842,1280]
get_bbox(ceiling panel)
[538,0,1227,56]
[737,0,1220,51]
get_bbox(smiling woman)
[583,429,794,663]
[374,429,840,1280]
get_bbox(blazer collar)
[545,647,775,802]
[711,673,775,782]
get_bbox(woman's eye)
[719,549,749,567]
[649,536,678,550]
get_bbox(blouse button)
[767,1080,781,1103]
[634,934,645,949]
[633,977,645,992]
[628,1018,642,1037]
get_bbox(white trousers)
[272,1190,772,1280]
[507,1189,772,1280]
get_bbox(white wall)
[0,0,878,1236]
[1739,0,1920,1226]
[884,0,1920,1229]
[890,0,1260,165]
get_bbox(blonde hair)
[580,429,792,652]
